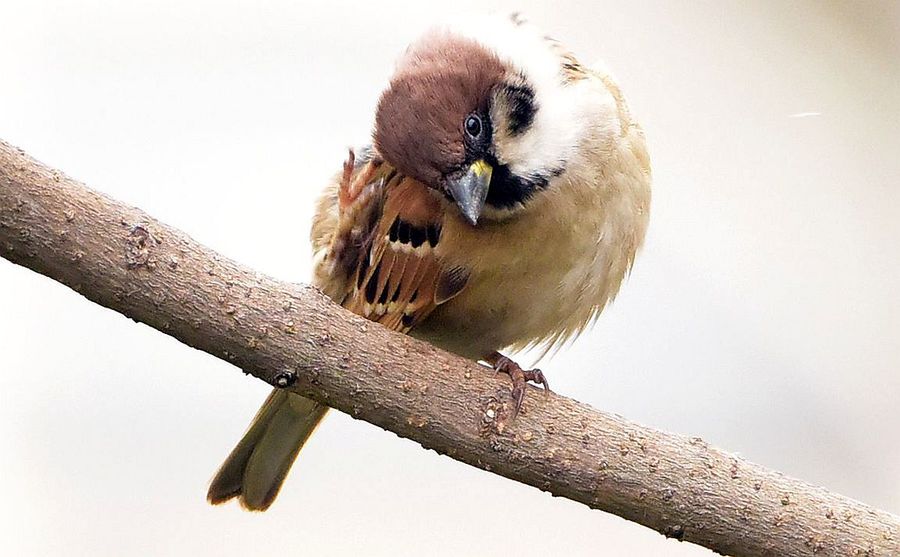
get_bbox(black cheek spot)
[504,82,537,136]
[402,314,415,327]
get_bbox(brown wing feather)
[325,152,466,334]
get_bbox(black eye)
[464,114,482,138]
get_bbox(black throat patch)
[484,157,563,210]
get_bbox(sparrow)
[207,14,651,511]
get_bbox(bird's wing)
[323,151,469,333]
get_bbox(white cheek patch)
[443,15,612,179]
[492,82,592,178]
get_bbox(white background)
[1,1,898,555]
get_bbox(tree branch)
[1,138,897,557]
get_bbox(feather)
[328,153,469,333]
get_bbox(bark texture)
[1,139,898,556]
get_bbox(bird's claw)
[490,354,551,419]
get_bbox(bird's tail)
[207,389,328,511]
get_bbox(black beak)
[446,160,493,226]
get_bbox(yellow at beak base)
[470,159,493,181]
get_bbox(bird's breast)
[412,164,650,360]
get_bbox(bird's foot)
[338,148,356,208]
[486,352,550,419]
[339,148,377,211]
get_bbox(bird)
[207,14,651,512]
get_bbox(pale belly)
[410,258,583,360]
[410,189,640,360]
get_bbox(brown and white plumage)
[313,152,469,334]
[209,14,650,511]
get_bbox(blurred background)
[1,1,898,555]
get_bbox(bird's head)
[373,18,595,225]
